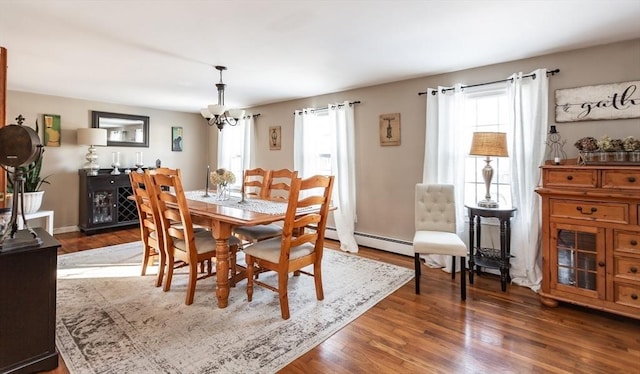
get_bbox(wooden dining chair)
[146,171,240,305]
[265,168,298,201]
[244,174,335,319]
[243,167,271,199]
[232,169,298,244]
[129,171,165,287]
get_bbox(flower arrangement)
[597,135,624,152]
[623,136,640,151]
[574,136,598,152]
[210,168,236,186]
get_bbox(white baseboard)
[54,226,80,235]
[325,227,413,257]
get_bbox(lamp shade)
[469,132,508,157]
[200,108,213,119]
[227,108,245,119]
[208,104,226,116]
[77,128,107,146]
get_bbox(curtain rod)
[294,100,361,114]
[418,68,560,96]
[243,113,261,119]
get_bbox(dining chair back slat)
[265,168,298,201]
[243,168,271,199]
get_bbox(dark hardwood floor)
[46,227,639,373]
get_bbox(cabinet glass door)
[91,190,114,224]
[551,223,605,299]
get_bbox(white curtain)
[242,115,256,170]
[422,70,549,290]
[294,102,359,253]
[423,84,467,269]
[328,102,358,253]
[507,69,548,291]
[217,115,253,188]
[293,109,316,177]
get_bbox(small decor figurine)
[110,152,120,175]
[546,125,567,165]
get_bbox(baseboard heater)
[324,227,413,257]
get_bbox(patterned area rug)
[56,242,413,373]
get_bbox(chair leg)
[246,255,254,302]
[451,256,456,279]
[156,249,166,288]
[185,261,198,305]
[460,256,467,301]
[163,256,175,292]
[414,253,421,294]
[229,244,238,287]
[314,261,324,300]
[141,244,151,276]
[278,271,290,320]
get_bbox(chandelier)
[200,65,245,131]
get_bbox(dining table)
[182,191,310,309]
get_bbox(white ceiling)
[1,0,639,113]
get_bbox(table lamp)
[469,131,508,208]
[77,128,107,176]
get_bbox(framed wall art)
[171,126,183,152]
[43,114,61,147]
[555,80,640,122]
[379,113,400,146]
[269,126,281,150]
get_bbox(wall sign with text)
[555,80,639,122]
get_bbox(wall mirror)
[91,111,149,147]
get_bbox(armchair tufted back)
[415,184,457,233]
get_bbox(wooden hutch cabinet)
[78,169,138,234]
[536,163,640,319]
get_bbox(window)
[217,121,245,189]
[298,111,334,177]
[463,88,512,207]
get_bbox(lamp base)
[477,199,499,208]
[84,145,100,176]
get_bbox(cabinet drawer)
[614,231,640,253]
[544,169,597,188]
[550,200,629,224]
[602,170,640,190]
[614,257,640,281]
[614,283,640,309]
[88,175,127,189]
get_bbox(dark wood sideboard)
[0,228,60,373]
[78,169,138,233]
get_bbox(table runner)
[185,190,312,215]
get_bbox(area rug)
[56,242,413,374]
